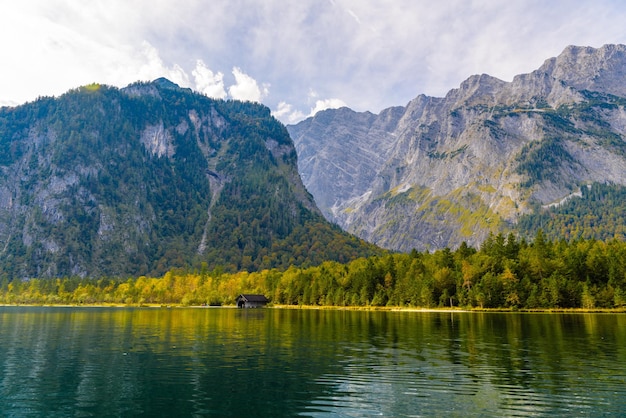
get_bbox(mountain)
[0,79,381,279]
[288,44,626,251]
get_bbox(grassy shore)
[2,302,626,313]
[271,304,626,313]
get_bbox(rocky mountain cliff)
[288,44,626,251]
[0,79,380,278]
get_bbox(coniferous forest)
[517,183,626,242]
[2,232,625,310]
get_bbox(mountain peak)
[448,73,507,106]
[538,43,626,96]
[152,77,183,90]
[121,78,194,99]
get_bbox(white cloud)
[346,8,362,25]
[192,60,227,99]
[309,98,347,117]
[271,91,347,124]
[228,67,269,102]
[132,42,191,87]
[272,101,306,125]
[272,92,347,124]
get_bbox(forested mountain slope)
[288,44,626,251]
[0,79,381,279]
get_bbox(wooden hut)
[236,294,269,308]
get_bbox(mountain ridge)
[288,44,626,251]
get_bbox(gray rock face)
[288,44,626,251]
[288,106,404,222]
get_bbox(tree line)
[1,231,625,310]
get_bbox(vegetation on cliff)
[517,183,626,242]
[0,81,381,279]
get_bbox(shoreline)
[2,302,625,313]
[271,304,626,313]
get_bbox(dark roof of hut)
[237,294,269,302]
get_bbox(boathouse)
[236,294,269,308]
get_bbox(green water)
[0,307,625,417]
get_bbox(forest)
[517,182,626,242]
[2,231,625,310]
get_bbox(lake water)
[0,307,625,417]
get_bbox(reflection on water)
[310,313,626,417]
[0,307,625,417]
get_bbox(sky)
[1,1,626,125]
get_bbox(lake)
[0,307,625,417]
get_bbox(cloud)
[129,50,268,104]
[228,67,269,102]
[2,0,626,117]
[111,43,270,105]
[309,98,347,117]
[271,89,348,124]
[272,101,306,125]
[272,90,347,124]
[132,41,190,87]
[192,60,227,99]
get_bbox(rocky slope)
[0,79,380,278]
[288,44,626,251]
